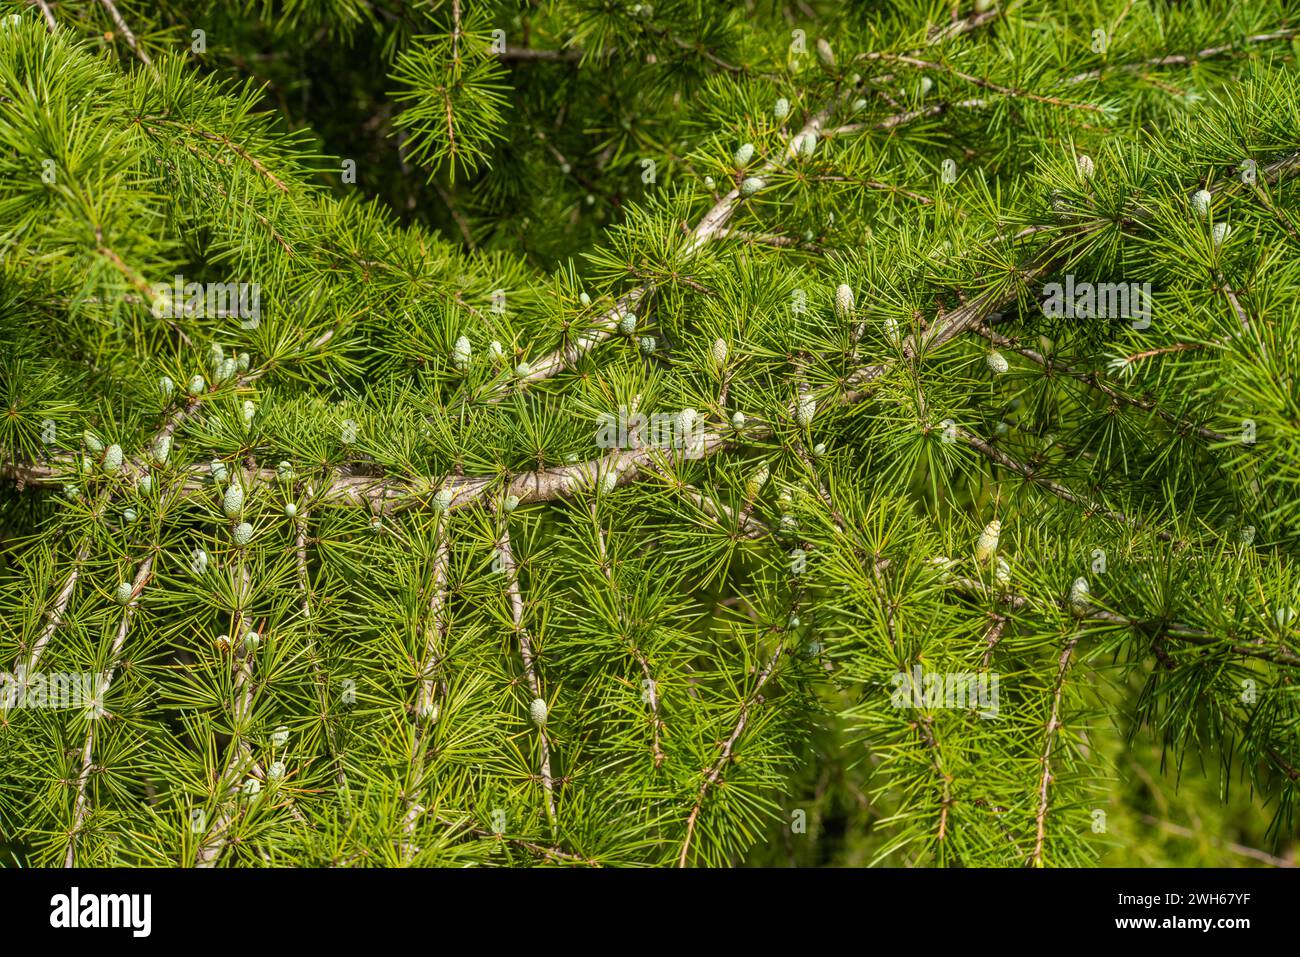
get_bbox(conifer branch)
[956,427,1174,541]
[864,52,1105,113]
[1061,29,1300,85]
[1030,634,1078,868]
[5,0,1300,869]
[678,641,785,867]
[403,510,450,859]
[497,8,1008,395]
[431,814,597,866]
[195,562,258,867]
[590,502,665,768]
[13,542,90,680]
[65,554,153,866]
[496,525,557,830]
[972,324,1232,443]
[295,513,348,794]
[949,577,1300,669]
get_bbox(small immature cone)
[987,350,1009,375]
[740,177,764,196]
[222,483,244,518]
[152,435,171,466]
[1076,154,1095,180]
[834,283,854,319]
[995,557,1011,587]
[529,697,548,727]
[795,395,816,428]
[1069,577,1090,616]
[102,444,123,473]
[734,143,755,166]
[974,519,1000,566]
[452,335,471,369]
[1191,189,1212,219]
[816,38,835,68]
[711,338,728,366]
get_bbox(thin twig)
[11,543,91,681]
[678,643,784,867]
[972,324,1230,442]
[98,0,152,66]
[957,426,1172,541]
[402,510,450,861]
[864,52,1103,113]
[493,11,1005,396]
[1030,634,1079,867]
[496,525,557,830]
[65,555,153,866]
[295,513,348,793]
[1138,814,1294,867]
[28,0,57,31]
[589,502,665,768]
[1061,30,1300,85]
[195,562,257,867]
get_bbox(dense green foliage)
[1,0,1298,867]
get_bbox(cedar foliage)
[0,0,1298,868]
